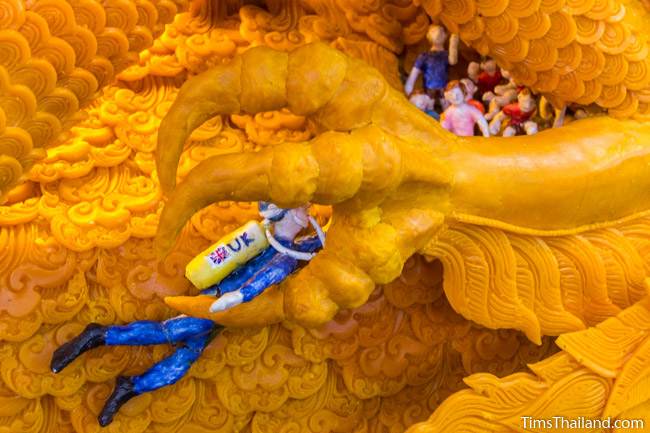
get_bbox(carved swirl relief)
[0,0,189,200]
[1,0,650,432]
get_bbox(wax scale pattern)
[0,1,649,433]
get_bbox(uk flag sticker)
[208,246,229,266]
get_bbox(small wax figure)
[537,96,562,129]
[460,78,485,114]
[50,202,325,427]
[467,61,480,83]
[404,24,459,111]
[477,59,503,98]
[409,91,439,119]
[550,102,605,128]
[441,80,490,137]
[489,88,539,136]
[483,69,519,120]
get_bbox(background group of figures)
[404,24,604,138]
[0,0,649,433]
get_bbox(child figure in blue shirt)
[404,24,459,113]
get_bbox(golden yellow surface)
[422,0,650,117]
[0,0,190,202]
[1,0,650,432]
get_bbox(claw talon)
[156,44,451,329]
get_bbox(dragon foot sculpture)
[157,44,650,346]
[2,0,650,431]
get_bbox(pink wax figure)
[459,78,485,114]
[440,80,490,137]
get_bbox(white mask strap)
[265,227,316,261]
[261,212,327,261]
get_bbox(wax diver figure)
[50,202,325,426]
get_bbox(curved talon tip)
[209,301,224,313]
[164,288,285,328]
[155,245,171,262]
[158,176,176,197]
[153,232,174,261]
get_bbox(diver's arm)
[200,246,276,296]
[209,253,298,312]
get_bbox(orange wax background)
[0,0,649,432]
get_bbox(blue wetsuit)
[414,50,449,91]
[104,234,322,394]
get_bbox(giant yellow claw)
[3,0,650,431]
[155,43,650,342]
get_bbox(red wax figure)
[477,59,502,96]
[483,69,518,120]
[489,88,539,136]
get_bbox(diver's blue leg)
[105,316,215,346]
[97,330,219,427]
[162,316,215,342]
[131,332,212,394]
[238,253,298,302]
[52,316,214,375]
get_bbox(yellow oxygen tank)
[185,220,269,289]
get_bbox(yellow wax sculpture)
[0,0,650,432]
